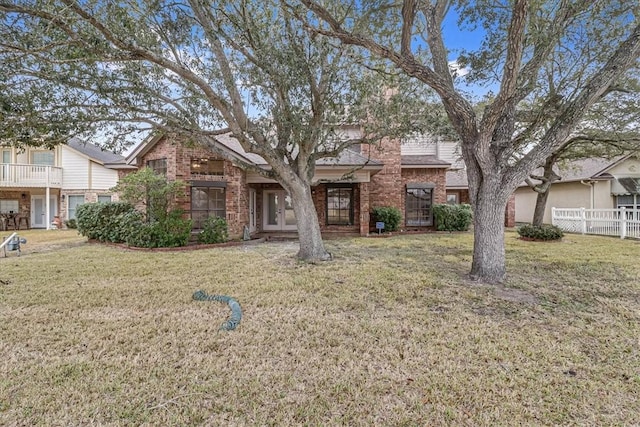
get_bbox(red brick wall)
[361,137,403,213]
[401,168,447,230]
[402,168,447,205]
[139,137,249,238]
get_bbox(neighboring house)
[514,155,640,224]
[0,138,131,229]
[123,132,458,238]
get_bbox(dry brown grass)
[1,230,639,426]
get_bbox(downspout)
[580,180,596,209]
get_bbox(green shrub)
[372,206,402,232]
[110,167,186,223]
[76,202,137,242]
[433,203,473,231]
[76,201,192,248]
[517,223,564,241]
[125,210,192,248]
[198,217,229,244]
[65,219,77,229]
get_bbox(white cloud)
[448,59,470,78]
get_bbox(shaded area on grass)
[1,231,639,425]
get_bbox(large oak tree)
[0,0,419,260]
[297,0,640,282]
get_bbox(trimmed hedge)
[125,210,192,248]
[372,206,402,232]
[76,202,138,242]
[517,224,564,241]
[76,202,192,248]
[433,203,473,231]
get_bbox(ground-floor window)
[191,185,226,229]
[446,192,459,205]
[98,195,112,203]
[0,199,19,213]
[326,185,354,225]
[406,184,434,226]
[68,195,85,220]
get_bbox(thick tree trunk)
[532,190,550,227]
[469,183,510,283]
[287,181,331,262]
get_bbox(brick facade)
[131,134,521,237]
[362,138,403,215]
[138,136,248,237]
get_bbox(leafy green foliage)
[64,219,77,229]
[372,206,402,232]
[76,202,137,242]
[125,210,192,248]
[433,204,473,232]
[197,217,229,244]
[517,224,564,241]
[75,198,191,248]
[111,168,186,223]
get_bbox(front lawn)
[1,231,639,425]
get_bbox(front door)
[31,195,57,228]
[263,190,297,231]
[1,150,11,182]
[249,188,257,233]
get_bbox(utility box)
[3,235,26,257]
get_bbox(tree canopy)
[0,0,433,261]
[296,0,640,282]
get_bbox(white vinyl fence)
[552,207,640,239]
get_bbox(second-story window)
[191,158,224,176]
[31,150,55,166]
[146,158,167,175]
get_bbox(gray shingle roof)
[67,137,125,165]
[402,155,451,167]
[446,169,468,188]
[215,134,382,168]
[447,157,626,190]
[518,156,624,187]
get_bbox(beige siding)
[438,141,464,168]
[515,181,615,224]
[61,146,89,189]
[401,134,438,156]
[90,162,119,190]
[593,181,614,208]
[401,136,463,167]
[607,157,640,176]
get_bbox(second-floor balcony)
[0,163,63,188]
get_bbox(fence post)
[580,207,586,234]
[551,207,556,226]
[620,207,627,239]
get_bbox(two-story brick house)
[124,131,457,238]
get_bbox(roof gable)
[66,137,125,166]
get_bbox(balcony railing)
[0,163,63,188]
